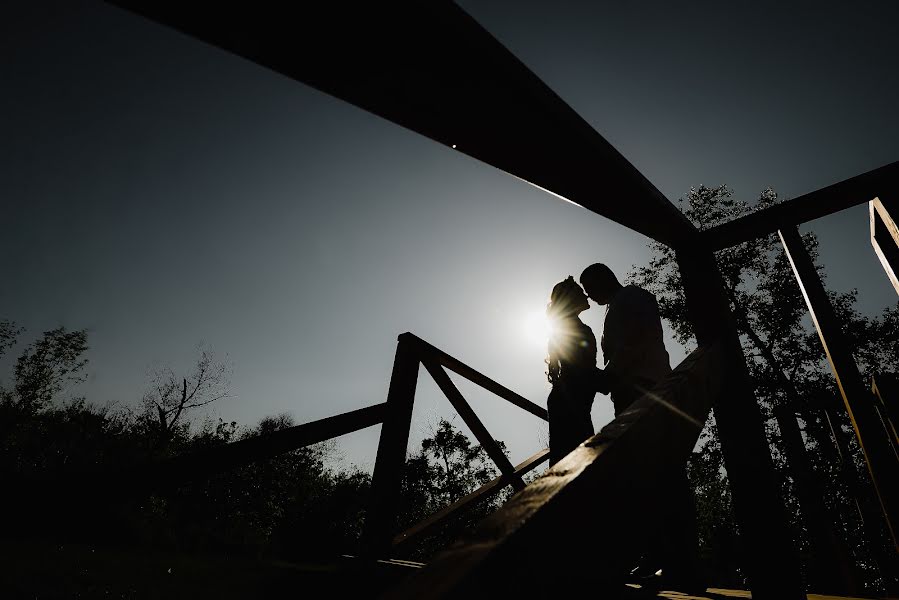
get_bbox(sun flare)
[523,309,554,348]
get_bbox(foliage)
[0,326,516,567]
[0,319,23,359]
[139,348,233,451]
[396,418,510,560]
[13,327,89,413]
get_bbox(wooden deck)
[623,585,888,600]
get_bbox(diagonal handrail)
[392,449,549,549]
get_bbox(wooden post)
[360,333,420,558]
[871,374,899,451]
[779,226,898,549]
[806,394,899,595]
[870,197,899,296]
[774,405,860,594]
[676,244,805,599]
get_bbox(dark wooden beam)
[870,197,899,296]
[361,333,421,558]
[136,402,387,489]
[779,226,899,550]
[871,374,899,449]
[702,161,899,250]
[773,405,860,594]
[422,359,526,491]
[410,334,548,421]
[386,343,720,598]
[106,1,697,248]
[676,245,805,599]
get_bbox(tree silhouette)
[140,348,232,451]
[0,319,23,359]
[12,327,88,413]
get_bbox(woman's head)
[547,276,589,319]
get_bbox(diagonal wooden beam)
[423,359,525,492]
[106,1,697,248]
[409,334,548,421]
[702,161,899,250]
[779,226,898,549]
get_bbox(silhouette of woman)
[545,276,597,466]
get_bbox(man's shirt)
[601,284,671,389]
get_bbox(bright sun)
[523,309,553,348]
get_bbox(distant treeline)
[0,321,507,563]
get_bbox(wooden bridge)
[72,2,899,597]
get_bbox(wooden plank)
[409,335,548,421]
[422,359,525,491]
[106,1,697,248]
[676,245,805,599]
[870,198,899,296]
[360,333,421,558]
[773,406,860,594]
[702,161,899,250]
[870,374,899,451]
[779,226,899,550]
[392,449,549,548]
[10,402,389,524]
[125,402,387,490]
[385,344,721,598]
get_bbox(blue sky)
[2,0,897,471]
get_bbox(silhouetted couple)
[546,263,670,464]
[545,263,703,591]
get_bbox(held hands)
[594,367,611,394]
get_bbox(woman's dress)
[547,318,597,466]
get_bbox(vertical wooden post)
[775,406,860,594]
[676,245,805,599]
[807,395,899,595]
[779,226,898,549]
[360,333,420,558]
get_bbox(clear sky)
[2,0,897,472]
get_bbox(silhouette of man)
[579,263,670,413]
[580,263,704,590]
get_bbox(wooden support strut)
[675,244,806,600]
[361,333,421,558]
[870,197,899,297]
[413,335,548,421]
[779,226,899,550]
[422,359,526,491]
[135,402,387,491]
[702,161,899,250]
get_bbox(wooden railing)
[67,332,549,559]
[357,332,550,556]
[384,341,724,598]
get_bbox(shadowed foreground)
[0,540,884,600]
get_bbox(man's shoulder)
[611,285,659,316]
[620,284,656,302]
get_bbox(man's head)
[579,263,622,305]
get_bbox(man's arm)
[593,367,619,395]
